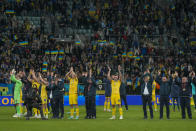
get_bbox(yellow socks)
[76,108,79,116]
[107,100,110,109]
[70,108,74,117]
[112,107,116,116]
[104,100,107,109]
[119,107,123,116]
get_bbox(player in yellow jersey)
[38,72,49,119]
[152,80,158,112]
[65,67,79,119]
[107,65,123,120]
[27,69,41,118]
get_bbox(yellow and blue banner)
[113,54,118,58]
[58,56,63,60]
[51,50,58,55]
[89,8,96,16]
[135,56,141,61]
[42,68,47,72]
[59,50,64,54]
[19,41,28,46]
[45,51,50,55]
[5,10,15,14]
[190,38,196,46]
[110,41,115,46]
[13,35,17,40]
[122,52,127,57]
[43,62,48,66]
[75,41,81,45]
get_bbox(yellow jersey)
[111,80,121,95]
[32,81,40,89]
[68,77,78,95]
[152,80,156,95]
[41,84,47,98]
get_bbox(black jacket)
[175,77,192,97]
[140,73,153,95]
[120,82,126,95]
[53,79,65,97]
[82,76,97,96]
[156,76,171,97]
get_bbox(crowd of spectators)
[0,0,196,94]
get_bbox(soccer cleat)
[13,114,21,118]
[104,109,106,111]
[45,115,49,119]
[37,114,41,119]
[33,114,38,118]
[68,116,74,119]
[119,115,123,120]
[155,109,158,112]
[75,116,79,120]
[109,116,116,120]
[107,109,111,112]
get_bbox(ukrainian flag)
[113,54,118,58]
[59,50,64,54]
[135,56,141,61]
[51,50,58,55]
[127,51,133,58]
[89,8,96,16]
[5,10,15,14]
[190,38,196,46]
[171,5,175,10]
[122,53,127,57]
[75,41,81,45]
[19,41,28,46]
[43,62,48,66]
[110,41,115,46]
[58,56,63,60]
[45,51,50,55]
[42,68,47,72]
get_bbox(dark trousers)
[85,95,96,117]
[142,95,153,118]
[180,97,192,119]
[160,96,170,119]
[193,95,196,109]
[172,97,180,111]
[53,95,64,118]
[120,95,128,110]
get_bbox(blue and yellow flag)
[190,38,196,46]
[122,52,127,57]
[5,10,15,14]
[42,68,47,72]
[59,50,64,54]
[58,56,63,60]
[75,41,81,45]
[51,50,58,55]
[45,51,50,55]
[135,56,141,61]
[43,62,48,66]
[127,51,133,58]
[19,41,28,46]
[171,5,175,10]
[89,8,96,16]
[113,54,118,58]
[110,41,115,46]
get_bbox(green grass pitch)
[0,106,196,131]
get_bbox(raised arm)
[65,67,73,79]
[107,66,112,81]
[39,73,48,85]
[118,65,122,81]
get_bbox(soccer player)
[28,69,41,118]
[38,72,49,119]
[65,67,79,119]
[10,69,23,118]
[103,73,111,112]
[107,65,123,120]
[152,79,158,112]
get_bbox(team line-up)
[9,65,196,120]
